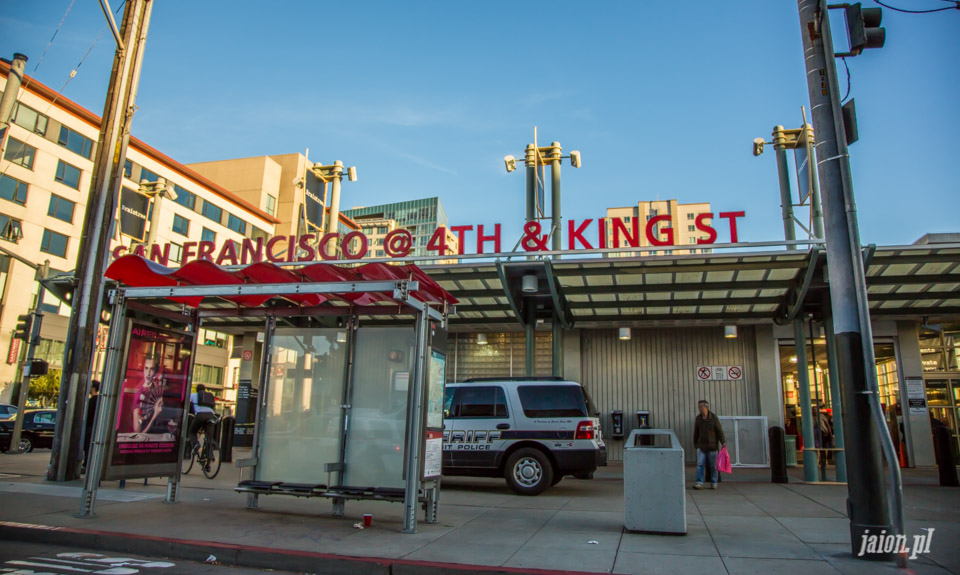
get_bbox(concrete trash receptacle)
[623,428,686,534]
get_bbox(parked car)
[0,409,58,453]
[0,404,17,421]
[442,378,604,495]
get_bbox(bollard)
[933,426,959,487]
[769,426,788,483]
[220,416,236,463]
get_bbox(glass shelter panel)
[342,327,417,489]
[257,329,348,484]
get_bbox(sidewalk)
[0,450,957,575]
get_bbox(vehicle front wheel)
[18,435,34,453]
[504,448,553,496]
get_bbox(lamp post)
[141,177,176,247]
[310,161,357,257]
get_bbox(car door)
[31,411,57,447]
[445,385,510,469]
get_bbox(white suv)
[442,378,604,495]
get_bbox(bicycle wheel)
[202,441,221,479]
[181,443,194,475]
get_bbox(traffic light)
[845,3,885,56]
[14,314,32,342]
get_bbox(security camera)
[569,150,581,168]
[504,155,516,173]
[347,166,358,182]
[752,138,765,156]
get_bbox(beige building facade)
[606,199,712,256]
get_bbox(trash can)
[220,416,236,463]
[623,428,686,534]
[636,410,653,446]
[784,435,798,467]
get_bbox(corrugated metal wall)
[581,327,760,462]
[450,332,554,381]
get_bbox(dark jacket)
[693,411,725,452]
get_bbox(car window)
[443,387,458,418]
[517,385,588,418]
[449,386,507,418]
[34,412,56,424]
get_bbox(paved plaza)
[0,451,957,575]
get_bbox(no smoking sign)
[695,365,743,381]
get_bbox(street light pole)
[47,0,153,482]
[797,0,901,561]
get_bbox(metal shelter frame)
[80,271,452,534]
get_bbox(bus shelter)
[81,255,456,533]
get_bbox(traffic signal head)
[14,314,32,342]
[845,3,885,56]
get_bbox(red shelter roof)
[104,255,458,309]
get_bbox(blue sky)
[1,1,957,248]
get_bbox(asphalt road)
[0,541,309,575]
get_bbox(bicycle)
[181,414,221,479]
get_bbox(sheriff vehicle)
[442,378,604,495]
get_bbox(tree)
[29,369,61,407]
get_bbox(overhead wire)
[872,0,959,13]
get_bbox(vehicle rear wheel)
[504,448,553,496]
[18,435,33,453]
[202,442,221,479]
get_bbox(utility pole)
[797,0,899,561]
[47,0,153,482]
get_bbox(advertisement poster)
[426,351,445,429]
[107,322,194,477]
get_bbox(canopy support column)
[402,308,430,533]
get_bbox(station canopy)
[103,255,457,331]
[422,244,960,330]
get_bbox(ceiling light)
[521,274,538,293]
[618,327,631,341]
[477,333,488,345]
[724,325,738,339]
[790,355,798,363]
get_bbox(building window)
[140,168,160,183]
[41,229,69,258]
[688,238,697,244]
[265,194,277,216]
[0,214,23,243]
[201,227,216,243]
[688,225,696,232]
[12,102,48,135]
[687,213,696,220]
[169,242,183,263]
[3,138,36,169]
[173,185,196,210]
[172,213,189,236]
[0,174,28,205]
[201,200,222,224]
[227,213,246,235]
[624,216,631,222]
[124,159,133,178]
[55,160,82,189]
[194,364,224,388]
[199,328,227,348]
[250,227,268,242]
[48,194,75,223]
[57,126,95,159]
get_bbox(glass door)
[341,326,417,489]
[257,328,349,484]
[925,379,960,460]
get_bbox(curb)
[0,521,626,575]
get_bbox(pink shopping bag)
[717,446,733,474]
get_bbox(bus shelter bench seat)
[235,481,422,504]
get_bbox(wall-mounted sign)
[111,210,747,266]
[696,365,743,381]
[905,377,926,415]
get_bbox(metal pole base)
[331,498,344,516]
[849,522,895,561]
[246,493,259,509]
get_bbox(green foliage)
[29,369,61,407]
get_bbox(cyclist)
[188,384,217,456]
